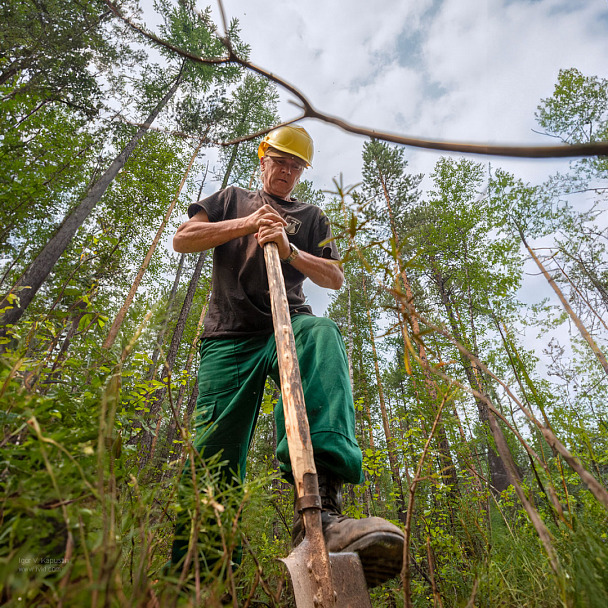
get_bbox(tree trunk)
[430,261,513,494]
[102,133,204,349]
[375,159,460,498]
[362,273,407,524]
[346,285,354,388]
[0,67,185,344]
[159,299,208,469]
[146,253,186,381]
[138,250,208,462]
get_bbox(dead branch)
[104,0,608,159]
[518,225,608,375]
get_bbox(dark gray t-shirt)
[188,186,340,338]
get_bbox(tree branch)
[104,0,608,159]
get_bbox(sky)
[145,0,608,318]
[201,0,608,314]
[202,0,608,184]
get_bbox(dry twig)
[103,0,608,159]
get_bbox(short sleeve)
[187,189,228,222]
[312,210,340,260]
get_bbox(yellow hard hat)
[257,125,314,167]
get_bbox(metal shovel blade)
[281,543,372,608]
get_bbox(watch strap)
[282,243,299,264]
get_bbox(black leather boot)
[292,471,404,587]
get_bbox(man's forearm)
[290,251,344,290]
[173,215,251,253]
[174,205,287,254]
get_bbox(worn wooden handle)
[265,241,336,607]
[263,242,318,494]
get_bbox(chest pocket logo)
[285,216,302,235]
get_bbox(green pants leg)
[170,315,363,566]
[272,315,364,485]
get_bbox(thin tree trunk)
[346,284,354,388]
[374,157,460,497]
[356,349,383,503]
[451,406,484,494]
[0,67,185,343]
[161,382,200,483]
[430,261,513,494]
[139,249,208,462]
[146,253,186,380]
[357,351,376,451]
[221,142,240,189]
[394,401,413,485]
[159,299,208,466]
[102,133,205,349]
[397,277,460,497]
[49,302,88,376]
[362,273,407,524]
[270,387,288,540]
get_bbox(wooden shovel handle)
[263,242,317,494]
[264,242,336,607]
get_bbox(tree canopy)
[1,3,607,607]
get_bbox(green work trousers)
[193,314,363,485]
[170,315,363,567]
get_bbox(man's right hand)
[245,204,287,234]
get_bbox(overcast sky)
[145,1,608,315]
[205,1,608,312]
[206,0,608,185]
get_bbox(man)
[171,125,404,586]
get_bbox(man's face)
[260,153,305,200]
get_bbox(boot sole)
[342,532,404,588]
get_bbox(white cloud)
[218,1,603,182]
[149,0,608,311]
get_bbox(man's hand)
[246,204,287,234]
[256,216,344,290]
[255,218,291,259]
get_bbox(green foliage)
[0,0,123,111]
[215,74,280,188]
[324,93,608,604]
[536,68,608,145]
[2,5,608,604]
[536,67,608,177]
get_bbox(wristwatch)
[281,243,300,264]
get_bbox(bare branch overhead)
[104,0,608,159]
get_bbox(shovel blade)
[281,547,372,608]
